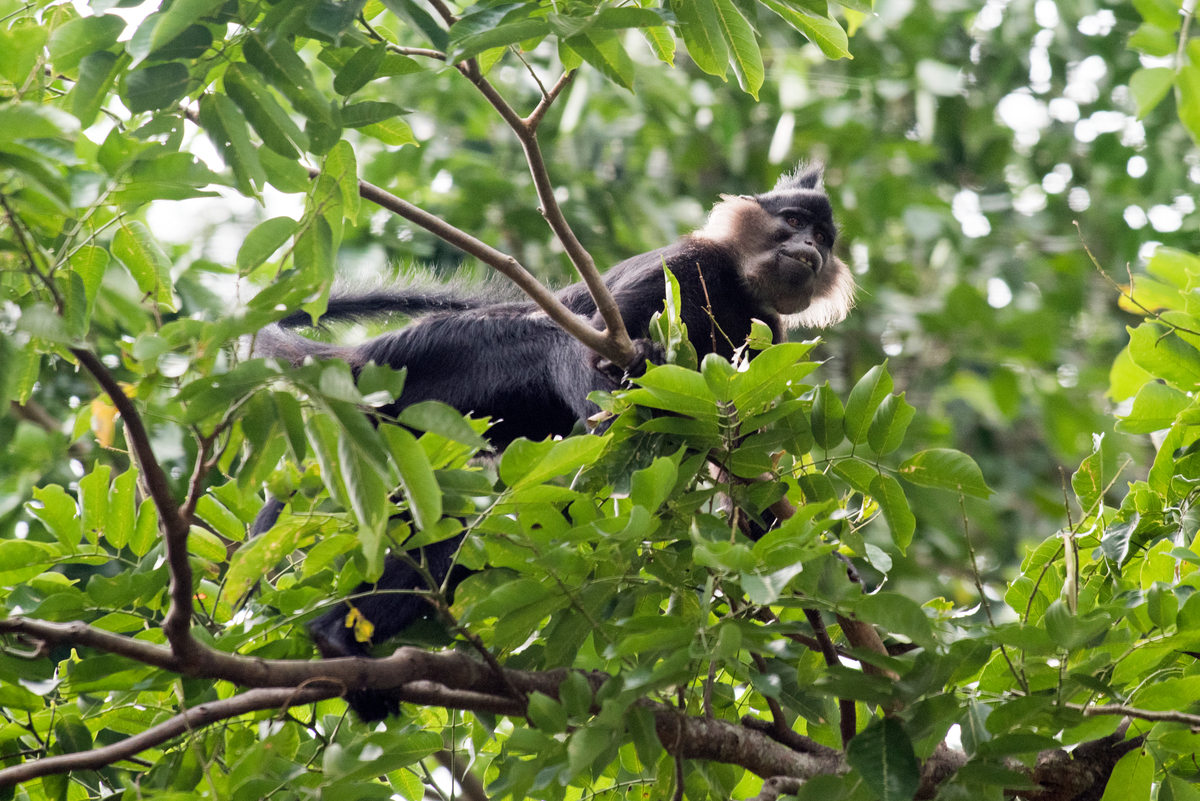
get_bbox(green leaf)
[199,92,268,197]
[242,34,336,127]
[237,216,299,272]
[845,718,921,801]
[870,473,914,553]
[857,591,935,649]
[333,42,386,96]
[642,26,676,65]
[69,244,108,322]
[898,449,993,498]
[123,62,190,114]
[360,117,418,146]
[307,0,369,39]
[397,401,488,448]
[811,382,844,450]
[0,21,47,86]
[322,139,359,221]
[1132,0,1181,31]
[1116,380,1191,433]
[1129,23,1176,57]
[341,100,407,128]
[499,436,609,488]
[223,517,307,602]
[868,392,915,455]
[107,468,137,549]
[149,0,224,56]
[760,0,850,59]
[188,525,226,561]
[130,498,159,556]
[48,14,124,73]
[380,0,450,50]
[29,485,81,547]
[845,362,893,445]
[382,426,442,530]
[1178,64,1200,143]
[526,692,569,733]
[1130,67,1174,119]
[630,456,677,512]
[71,51,125,129]
[223,62,311,158]
[446,6,551,64]
[1098,748,1152,801]
[79,464,111,546]
[712,0,762,98]
[1162,775,1200,801]
[112,221,176,310]
[1072,434,1105,513]
[670,0,729,77]
[1109,345,1155,402]
[566,28,635,90]
[1127,322,1200,390]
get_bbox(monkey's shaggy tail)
[278,287,484,328]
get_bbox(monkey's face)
[697,182,856,328]
[749,189,839,314]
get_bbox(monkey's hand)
[594,338,665,385]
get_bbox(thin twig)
[802,609,856,745]
[960,494,1026,693]
[1074,703,1200,727]
[526,70,575,131]
[1177,0,1195,74]
[1076,222,1200,336]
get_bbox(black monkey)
[252,163,854,720]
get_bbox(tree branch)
[69,348,198,658]
[350,176,625,362]
[0,687,337,788]
[457,60,633,366]
[1074,703,1200,727]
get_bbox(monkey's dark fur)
[252,164,855,720]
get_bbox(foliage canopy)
[3,0,1200,797]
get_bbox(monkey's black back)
[353,304,602,446]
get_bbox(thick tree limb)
[0,686,336,788]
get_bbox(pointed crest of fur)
[773,162,824,192]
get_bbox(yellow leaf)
[91,396,118,447]
[345,605,375,643]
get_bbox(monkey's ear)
[775,162,825,191]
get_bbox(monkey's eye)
[814,231,826,243]
[786,216,800,227]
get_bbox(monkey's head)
[700,163,856,328]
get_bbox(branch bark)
[69,348,199,659]
[0,686,336,787]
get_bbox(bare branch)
[69,348,198,657]
[1074,703,1200,727]
[458,59,632,364]
[350,177,625,362]
[526,69,575,132]
[0,686,337,788]
[803,609,856,746]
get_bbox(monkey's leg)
[308,534,466,721]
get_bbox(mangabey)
[251,163,855,720]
